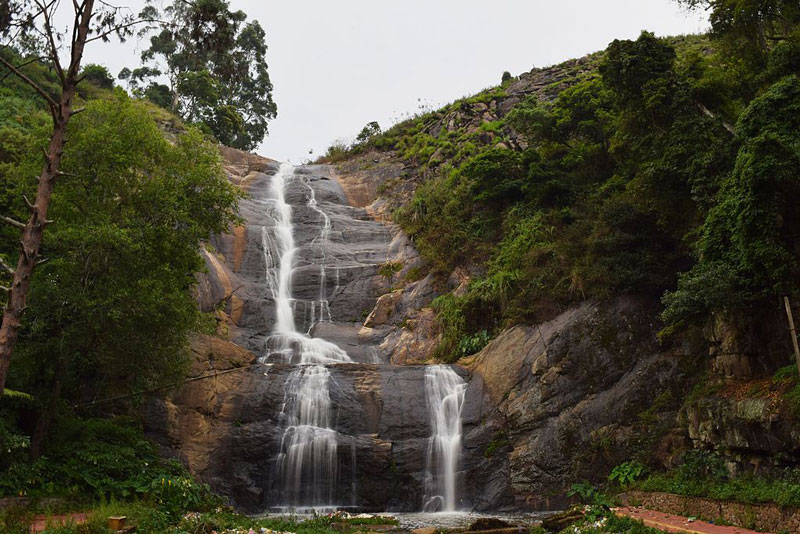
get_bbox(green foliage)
[783,382,800,417]
[484,432,510,458]
[608,461,646,487]
[431,289,500,363]
[1,92,240,446]
[131,0,277,149]
[567,482,613,508]
[0,506,32,534]
[639,460,800,508]
[377,261,403,280]
[319,140,351,163]
[662,75,800,333]
[600,32,677,104]
[356,121,381,144]
[0,416,213,509]
[81,64,114,89]
[458,330,490,357]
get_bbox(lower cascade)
[423,365,467,512]
[262,163,354,510]
[257,163,469,512]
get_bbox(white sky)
[73,0,708,162]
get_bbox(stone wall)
[621,491,800,533]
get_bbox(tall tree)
[0,1,156,396]
[130,0,277,150]
[676,0,800,69]
[2,94,240,455]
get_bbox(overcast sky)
[75,0,707,163]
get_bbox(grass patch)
[635,451,800,508]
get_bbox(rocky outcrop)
[686,395,800,471]
[462,297,688,510]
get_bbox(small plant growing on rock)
[378,261,403,281]
[609,461,646,487]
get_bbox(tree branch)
[696,101,735,136]
[0,56,50,84]
[0,55,59,111]
[23,195,36,212]
[0,257,14,276]
[84,18,162,44]
[38,0,66,82]
[0,216,25,229]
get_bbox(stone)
[364,290,403,327]
[411,528,436,534]
[469,518,512,530]
[540,508,584,532]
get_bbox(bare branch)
[0,257,14,276]
[38,0,66,82]
[0,286,10,292]
[0,55,58,111]
[36,258,49,265]
[0,56,49,85]
[0,216,25,229]
[696,101,736,136]
[84,18,162,44]
[23,195,36,211]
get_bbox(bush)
[0,416,214,513]
[609,461,646,487]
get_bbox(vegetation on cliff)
[330,4,800,365]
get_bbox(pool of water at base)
[256,511,555,531]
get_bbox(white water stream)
[264,163,352,510]
[423,365,467,512]
[261,164,467,512]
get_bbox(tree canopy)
[1,91,240,411]
[124,0,277,150]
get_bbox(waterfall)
[304,181,333,331]
[422,365,466,513]
[264,163,353,510]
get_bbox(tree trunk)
[0,0,95,396]
[30,378,62,459]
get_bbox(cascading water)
[304,182,333,331]
[262,163,353,510]
[422,365,467,513]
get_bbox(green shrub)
[457,330,491,357]
[378,261,403,280]
[609,461,646,487]
[0,416,214,514]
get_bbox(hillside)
[321,28,800,502]
[2,2,800,531]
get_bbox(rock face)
[462,297,688,510]
[147,148,707,513]
[147,152,448,512]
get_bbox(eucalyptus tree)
[129,0,277,150]
[0,0,158,396]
